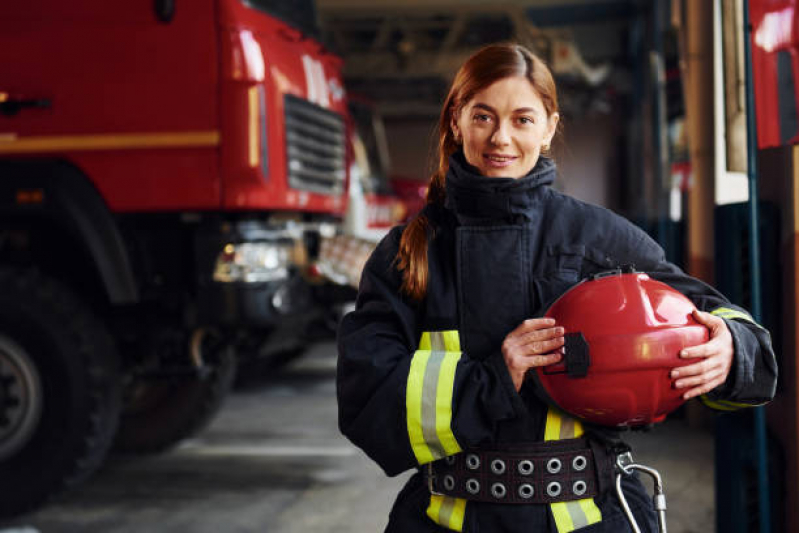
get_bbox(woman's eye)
[473,114,492,123]
[518,116,534,125]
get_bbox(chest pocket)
[532,245,615,313]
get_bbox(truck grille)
[284,94,346,195]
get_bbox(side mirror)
[154,0,175,23]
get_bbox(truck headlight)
[213,242,292,283]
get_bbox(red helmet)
[528,270,709,427]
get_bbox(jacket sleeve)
[620,229,777,409]
[337,227,526,477]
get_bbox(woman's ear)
[450,117,461,144]
[545,112,560,147]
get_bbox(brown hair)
[396,43,560,300]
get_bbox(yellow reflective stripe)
[579,498,603,523]
[700,395,766,411]
[407,331,463,464]
[426,494,466,532]
[545,407,602,532]
[551,502,576,532]
[436,350,463,455]
[544,408,563,441]
[710,306,764,328]
[419,332,432,350]
[407,350,434,464]
[450,498,467,530]
[442,330,461,351]
[0,131,220,153]
[427,494,443,523]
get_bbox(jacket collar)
[444,150,556,225]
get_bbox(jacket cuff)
[485,351,529,418]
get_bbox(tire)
[113,345,236,454]
[0,268,122,518]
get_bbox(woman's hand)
[671,309,734,400]
[502,318,564,392]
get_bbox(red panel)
[750,0,799,147]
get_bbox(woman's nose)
[490,123,511,146]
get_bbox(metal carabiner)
[615,452,668,533]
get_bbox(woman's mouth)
[484,154,518,168]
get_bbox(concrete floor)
[1,342,714,533]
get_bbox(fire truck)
[0,0,348,516]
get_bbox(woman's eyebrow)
[472,103,538,114]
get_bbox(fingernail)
[680,350,687,357]
[556,327,565,334]
[671,370,679,378]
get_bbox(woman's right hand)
[501,318,565,391]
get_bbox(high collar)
[444,150,556,225]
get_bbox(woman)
[337,43,776,533]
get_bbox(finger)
[511,318,557,337]
[692,309,724,333]
[673,368,724,390]
[521,337,565,356]
[679,340,723,359]
[671,357,717,378]
[517,326,565,344]
[528,352,563,369]
[682,376,726,400]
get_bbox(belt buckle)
[426,463,444,496]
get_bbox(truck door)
[0,0,221,211]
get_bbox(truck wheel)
[0,268,121,518]
[113,346,236,454]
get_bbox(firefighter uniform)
[337,153,777,532]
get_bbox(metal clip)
[615,453,668,533]
[426,463,444,496]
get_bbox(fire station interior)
[0,0,795,532]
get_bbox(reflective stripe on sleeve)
[427,494,466,532]
[545,407,602,532]
[700,396,767,411]
[406,331,463,465]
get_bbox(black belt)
[425,438,599,504]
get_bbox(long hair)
[396,43,560,300]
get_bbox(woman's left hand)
[670,309,734,400]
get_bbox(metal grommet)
[491,483,507,499]
[573,480,587,496]
[466,453,481,470]
[546,458,562,474]
[572,455,587,472]
[547,481,562,498]
[518,483,535,499]
[517,459,534,476]
[490,458,506,475]
[443,475,456,491]
[466,478,480,495]
[445,455,457,466]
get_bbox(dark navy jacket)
[337,154,777,532]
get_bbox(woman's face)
[452,76,559,178]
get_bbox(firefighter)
[337,43,777,532]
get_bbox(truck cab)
[0,0,348,517]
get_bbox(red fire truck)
[0,0,348,516]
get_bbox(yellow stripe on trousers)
[427,494,467,532]
[545,408,603,532]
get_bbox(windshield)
[242,0,320,38]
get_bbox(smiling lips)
[484,153,518,167]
